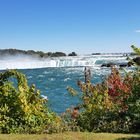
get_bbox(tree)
[68,52,77,56]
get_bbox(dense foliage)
[68,52,77,56]
[0,70,59,133]
[67,45,140,133]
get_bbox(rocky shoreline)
[101,57,140,67]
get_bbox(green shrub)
[0,70,58,134]
[67,46,140,133]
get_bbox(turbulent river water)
[0,54,131,113]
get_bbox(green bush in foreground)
[67,45,140,133]
[0,70,59,134]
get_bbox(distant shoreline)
[0,48,135,58]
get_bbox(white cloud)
[135,30,140,33]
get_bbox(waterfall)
[0,55,127,70]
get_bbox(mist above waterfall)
[0,53,128,70]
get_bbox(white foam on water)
[0,54,128,70]
[64,78,71,81]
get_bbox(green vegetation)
[0,133,139,140]
[68,52,77,56]
[0,70,59,133]
[49,52,66,57]
[68,68,138,133]
[66,45,140,133]
[0,49,67,58]
[0,45,140,134]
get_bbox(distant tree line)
[0,49,77,58]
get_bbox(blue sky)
[0,0,140,54]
